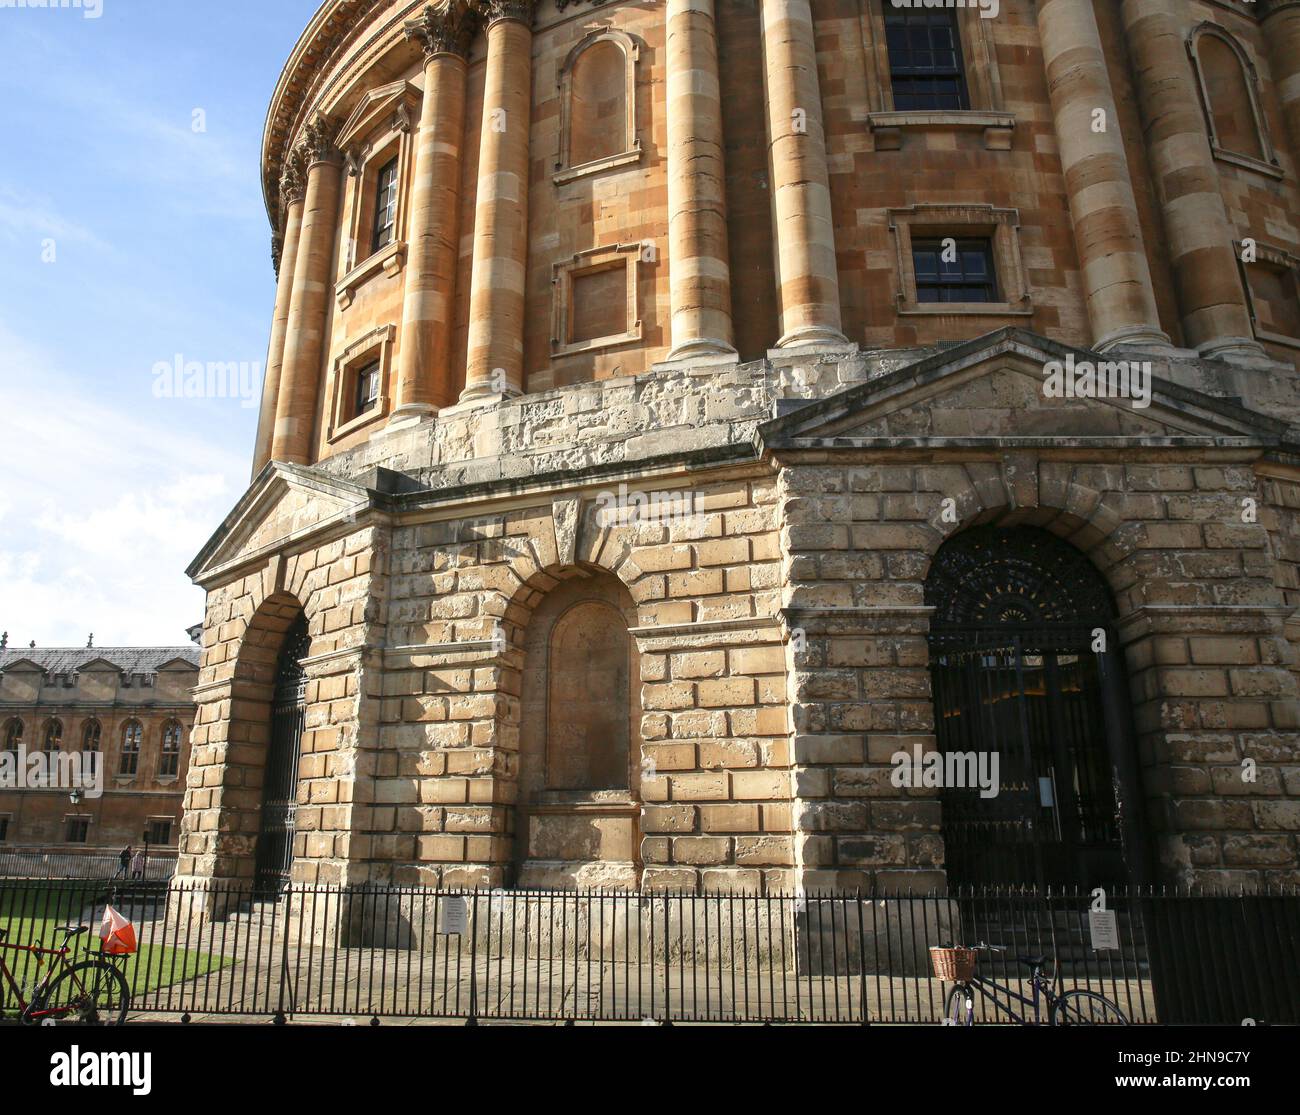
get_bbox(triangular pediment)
[761,329,1287,449]
[0,658,45,674]
[76,658,123,674]
[336,80,421,153]
[187,462,374,584]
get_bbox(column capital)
[278,154,306,210]
[405,2,477,60]
[296,114,341,168]
[477,0,533,29]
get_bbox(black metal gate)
[254,613,310,895]
[925,528,1148,891]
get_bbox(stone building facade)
[0,646,199,855]
[182,0,1300,896]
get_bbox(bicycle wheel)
[30,961,130,1026]
[944,983,976,1026]
[1050,990,1128,1026]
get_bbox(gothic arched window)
[82,719,101,752]
[557,30,641,181]
[120,720,143,777]
[2,718,22,755]
[160,720,184,777]
[42,719,62,752]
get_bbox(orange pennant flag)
[98,906,138,956]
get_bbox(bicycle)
[933,943,1129,1026]
[0,925,131,1025]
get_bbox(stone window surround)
[1187,22,1284,180]
[63,815,92,843]
[888,204,1033,317]
[327,324,396,441]
[554,27,642,185]
[863,1,1014,151]
[1236,240,1300,350]
[334,80,421,309]
[551,242,644,356]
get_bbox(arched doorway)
[253,612,310,894]
[924,526,1148,890]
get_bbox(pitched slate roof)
[0,648,200,675]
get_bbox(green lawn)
[0,883,231,1016]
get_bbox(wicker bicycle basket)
[929,946,977,982]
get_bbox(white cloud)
[0,321,246,648]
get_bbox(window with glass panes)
[884,7,970,111]
[353,360,381,418]
[65,817,90,844]
[160,721,183,777]
[371,158,399,254]
[120,720,142,776]
[912,238,998,303]
[147,819,173,846]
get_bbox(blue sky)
[0,0,320,647]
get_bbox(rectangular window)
[147,819,173,846]
[912,238,998,303]
[353,360,382,418]
[0,816,9,843]
[884,8,970,111]
[65,817,90,844]
[371,158,399,255]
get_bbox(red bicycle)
[0,925,130,1025]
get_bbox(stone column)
[252,156,306,476]
[272,117,343,465]
[1037,0,1171,353]
[759,0,848,350]
[391,4,474,425]
[666,0,736,360]
[1120,0,1266,362]
[461,0,533,403]
[1261,1,1300,166]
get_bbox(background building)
[0,643,199,858]
[181,0,1300,896]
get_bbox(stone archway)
[923,525,1149,890]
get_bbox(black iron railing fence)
[0,850,177,881]
[0,880,1296,1025]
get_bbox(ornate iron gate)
[926,528,1147,890]
[254,613,310,895]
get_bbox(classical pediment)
[187,462,374,584]
[336,80,421,154]
[761,329,1287,449]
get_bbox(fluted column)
[1120,0,1266,362]
[666,0,736,360]
[391,4,474,424]
[1261,1,1300,166]
[759,0,847,350]
[272,117,343,465]
[1037,0,1171,353]
[253,157,306,477]
[461,0,533,403]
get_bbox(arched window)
[1191,25,1277,171]
[557,31,640,180]
[160,720,184,778]
[120,720,142,777]
[82,719,101,752]
[42,719,62,752]
[2,718,21,755]
[925,527,1146,891]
